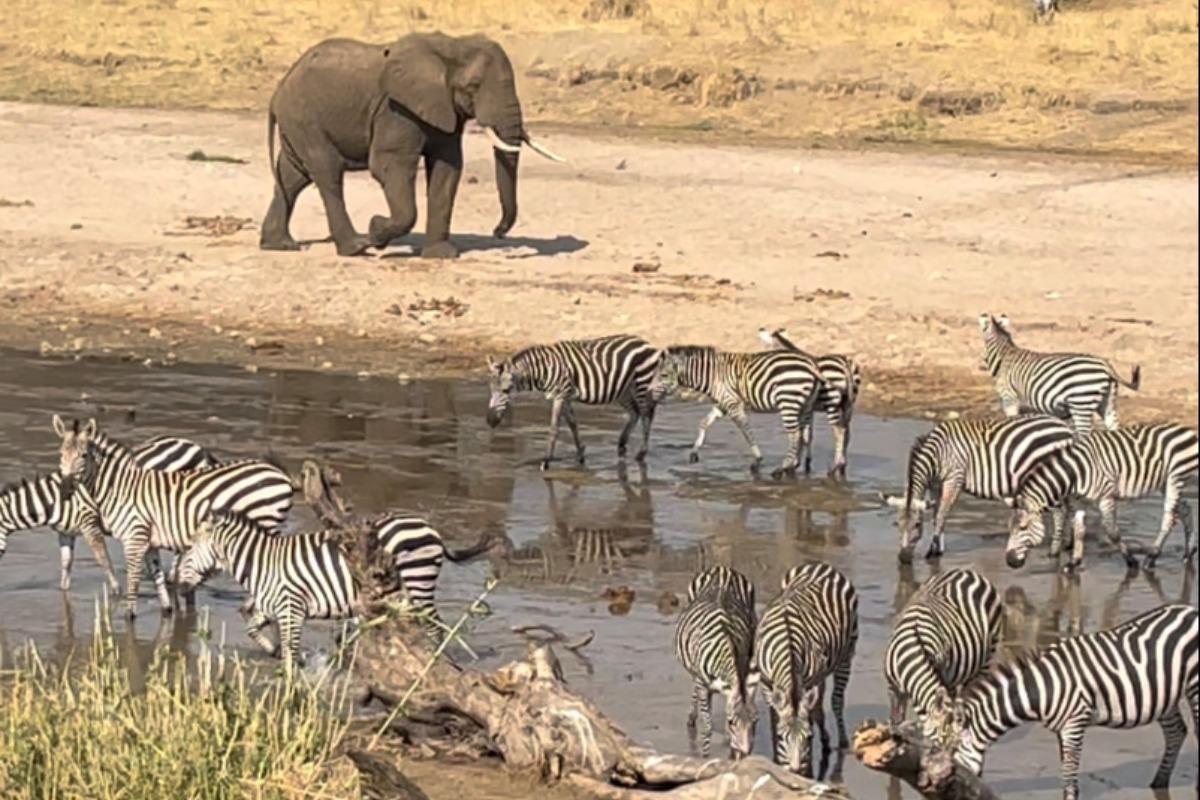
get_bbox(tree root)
[852,720,1001,800]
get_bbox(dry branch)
[303,459,851,799]
[852,720,1001,800]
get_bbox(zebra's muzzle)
[1005,550,1027,569]
[486,408,505,428]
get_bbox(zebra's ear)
[756,327,775,348]
[52,414,67,437]
[82,419,97,439]
[1001,496,1016,508]
[800,684,821,712]
[996,314,1010,332]
[978,313,991,332]
[485,355,498,372]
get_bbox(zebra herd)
[675,562,1197,799]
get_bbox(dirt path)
[0,101,1196,421]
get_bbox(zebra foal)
[753,562,858,776]
[485,335,660,470]
[53,416,295,616]
[756,327,861,478]
[935,603,1198,800]
[673,565,758,758]
[651,345,823,478]
[882,414,1075,563]
[979,313,1140,436]
[1006,423,1199,571]
[884,568,1002,728]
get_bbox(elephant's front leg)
[368,150,420,250]
[421,140,463,259]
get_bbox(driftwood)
[852,720,1001,800]
[300,459,847,800]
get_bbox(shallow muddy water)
[0,349,1195,798]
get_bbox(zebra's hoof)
[634,449,648,463]
[924,547,943,561]
[688,452,700,464]
[617,444,627,457]
[540,459,552,471]
[1061,560,1083,574]
[576,449,587,466]
[897,549,914,566]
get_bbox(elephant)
[259,32,562,259]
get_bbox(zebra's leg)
[1098,495,1137,569]
[728,407,766,476]
[616,401,639,459]
[56,532,76,592]
[542,396,566,471]
[1063,509,1088,572]
[802,417,814,475]
[146,549,173,615]
[831,654,853,748]
[830,415,849,479]
[809,681,831,769]
[121,532,164,618]
[927,481,961,559]
[1150,711,1187,788]
[686,682,714,756]
[245,608,280,657]
[277,607,304,675]
[79,530,121,594]
[1047,505,1066,558]
[635,402,656,463]
[559,401,586,466]
[773,407,802,479]
[887,685,906,725]
[1145,482,1184,570]
[1056,717,1088,800]
[689,405,725,465]
[1180,499,1196,562]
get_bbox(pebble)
[315,335,325,346]
[71,337,85,352]
[418,333,437,344]
[244,364,259,373]
[147,327,163,339]
[321,360,334,369]
[398,373,411,384]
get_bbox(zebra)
[1005,423,1199,572]
[650,345,823,479]
[673,565,758,758]
[979,313,1140,437]
[881,414,1076,563]
[755,328,861,479]
[753,562,858,776]
[0,434,221,591]
[53,416,295,617]
[176,509,359,671]
[884,568,1002,732]
[372,513,497,627]
[933,603,1198,800]
[485,335,661,470]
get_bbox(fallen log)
[299,459,851,799]
[851,719,1001,800]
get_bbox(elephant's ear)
[380,40,457,134]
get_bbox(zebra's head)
[485,356,517,428]
[1004,499,1047,569]
[648,350,686,402]
[774,683,821,775]
[726,676,759,760]
[881,493,927,563]
[978,313,1012,375]
[177,503,223,590]
[52,415,97,500]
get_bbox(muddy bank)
[0,102,1196,424]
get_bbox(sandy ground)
[0,100,1196,422]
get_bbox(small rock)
[148,327,163,339]
[39,341,53,355]
[615,159,627,171]
[212,325,223,334]
[418,333,437,344]
[70,223,83,230]
[71,337,85,352]
[356,371,371,379]
[923,410,937,419]
[398,373,411,384]
[245,336,258,348]
[244,364,258,373]
[945,410,961,420]
[321,360,334,369]
[315,335,325,346]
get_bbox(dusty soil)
[0,101,1195,422]
[0,0,1196,162]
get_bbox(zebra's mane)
[664,345,717,358]
[0,474,47,499]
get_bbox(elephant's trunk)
[492,146,519,239]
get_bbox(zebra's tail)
[758,327,801,353]
[1117,364,1141,391]
[444,531,501,563]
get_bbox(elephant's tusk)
[484,127,522,153]
[523,135,567,163]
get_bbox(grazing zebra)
[1005,423,1199,571]
[53,416,295,617]
[756,327,861,478]
[176,510,358,671]
[753,562,858,776]
[884,568,1002,729]
[651,345,823,478]
[373,513,496,626]
[934,603,1198,800]
[486,335,660,470]
[0,434,221,591]
[673,565,758,758]
[979,314,1140,436]
[881,414,1075,563]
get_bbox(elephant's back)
[271,38,382,156]
[277,38,382,89]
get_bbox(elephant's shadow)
[373,232,588,260]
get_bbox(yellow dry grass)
[0,0,1196,160]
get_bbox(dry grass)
[0,608,356,799]
[0,0,1196,159]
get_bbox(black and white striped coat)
[673,566,759,758]
[753,562,858,776]
[53,417,294,617]
[0,435,220,592]
[944,603,1198,800]
[884,569,1002,727]
[979,314,1140,436]
[757,328,861,478]
[1007,423,1198,571]
[486,335,661,470]
[177,510,358,670]
[883,414,1075,563]
[651,345,823,478]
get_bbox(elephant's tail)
[267,108,281,192]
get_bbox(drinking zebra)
[650,345,823,478]
[933,603,1198,800]
[753,562,858,776]
[176,510,359,671]
[53,416,295,616]
[485,335,660,470]
[979,314,1140,436]
[1,434,221,591]
[884,568,1002,728]
[673,565,758,758]
[1005,423,1199,571]
[756,328,860,478]
[881,414,1075,563]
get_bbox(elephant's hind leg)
[308,151,370,257]
[260,153,311,251]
